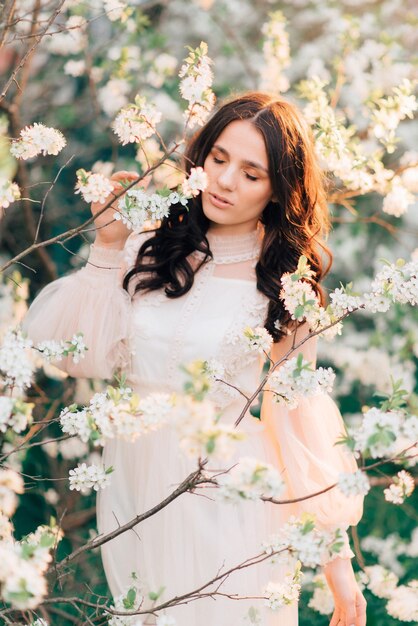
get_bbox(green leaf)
[294,304,305,319]
[39,532,55,548]
[148,586,165,601]
[206,438,215,454]
[123,586,137,609]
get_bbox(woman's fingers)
[329,597,367,626]
[110,170,151,189]
[329,610,341,626]
[355,592,367,626]
[110,170,138,182]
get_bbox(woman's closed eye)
[211,153,259,181]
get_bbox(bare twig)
[0,0,67,102]
[0,0,17,49]
[55,460,208,571]
[0,143,182,274]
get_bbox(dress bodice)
[126,228,269,413]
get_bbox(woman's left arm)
[323,557,367,626]
[260,322,367,624]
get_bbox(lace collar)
[204,226,263,265]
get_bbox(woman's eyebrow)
[212,144,269,174]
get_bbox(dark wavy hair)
[123,91,332,341]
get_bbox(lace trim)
[165,261,215,385]
[207,287,269,410]
[191,227,263,265]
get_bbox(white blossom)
[69,462,112,494]
[116,186,190,232]
[263,564,302,610]
[10,123,66,160]
[64,59,86,77]
[146,53,177,88]
[60,406,92,443]
[0,328,34,391]
[104,0,128,22]
[384,470,415,504]
[308,573,334,615]
[338,470,370,497]
[98,78,130,117]
[0,513,13,541]
[75,169,114,204]
[363,564,398,599]
[60,388,175,446]
[369,79,417,153]
[17,524,63,573]
[382,176,415,217]
[108,581,144,626]
[361,533,406,577]
[216,457,285,502]
[401,151,418,193]
[179,42,215,128]
[58,437,89,460]
[363,258,418,312]
[259,11,290,93]
[0,521,59,610]
[181,166,208,197]
[44,488,59,506]
[46,15,86,56]
[386,581,418,622]
[243,326,273,355]
[202,358,226,382]
[279,258,343,339]
[329,287,362,318]
[267,355,335,409]
[0,179,21,209]
[112,97,162,145]
[37,332,87,364]
[354,406,402,458]
[174,395,245,461]
[2,560,47,609]
[0,396,33,434]
[0,468,24,516]
[262,515,347,568]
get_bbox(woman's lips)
[208,192,233,209]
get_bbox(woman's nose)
[218,165,237,191]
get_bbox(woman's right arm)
[22,244,132,379]
[23,171,145,380]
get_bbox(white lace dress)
[24,228,363,626]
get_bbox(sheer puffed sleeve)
[261,323,364,561]
[22,234,144,379]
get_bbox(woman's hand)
[92,170,149,249]
[323,557,367,626]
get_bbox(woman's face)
[201,119,274,235]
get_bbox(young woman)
[24,92,367,626]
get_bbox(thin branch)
[0,143,182,274]
[34,154,76,242]
[0,0,67,102]
[234,311,355,428]
[55,460,207,571]
[0,0,17,49]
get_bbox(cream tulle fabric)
[23,228,363,626]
